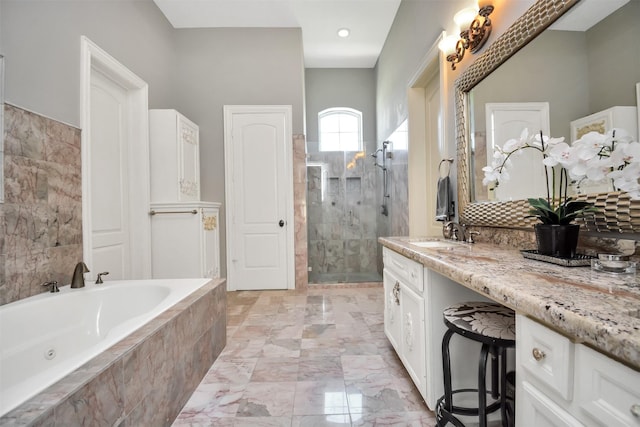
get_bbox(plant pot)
[534,224,580,259]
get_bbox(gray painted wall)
[586,0,640,112]
[1,0,176,127]
[376,0,536,152]
[473,0,640,142]
[305,68,376,153]
[472,30,589,144]
[173,27,305,276]
[1,1,306,280]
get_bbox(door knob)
[279,220,285,227]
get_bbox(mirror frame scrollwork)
[455,0,640,233]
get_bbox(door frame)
[407,33,447,237]
[223,105,295,291]
[80,36,151,279]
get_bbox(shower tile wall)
[307,151,378,282]
[1,104,83,305]
[387,148,409,237]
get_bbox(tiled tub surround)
[379,237,640,370]
[1,104,83,306]
[0,278,227,426]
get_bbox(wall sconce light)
[438,2,494,70]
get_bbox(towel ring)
[439,158,454,177]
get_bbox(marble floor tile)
[251,357,299,382]
[174,286,436,426]
[292,414,352,427]
[235,382,296,417]
[293,380,349,415]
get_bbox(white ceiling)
[550,0,629,31]
[153,0,402,68]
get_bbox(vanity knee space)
[516,315,640,427]
[382,247,497,410]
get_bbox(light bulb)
[454,7,477,30]
[438,34,460,56]
[337,28,350,38]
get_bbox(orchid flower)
[483,127,640,204]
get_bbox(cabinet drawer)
[575,344,640,427]
[518,381,583,427]
[383,248,423,292]
[517,315,574,400]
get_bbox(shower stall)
[306,149,383,284]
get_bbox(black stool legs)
[436,331,510,427]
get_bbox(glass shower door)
[307,149,381,284]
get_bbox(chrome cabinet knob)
[532,348,546,361]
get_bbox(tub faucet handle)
[42,280,59,293]
[71,262,89,289]
[95,271,109,284]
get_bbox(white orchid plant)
[482,127,640,225]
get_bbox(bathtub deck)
[174,285,438,426]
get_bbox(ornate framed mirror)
[455,0,640,233]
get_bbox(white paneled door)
[485,102,550,202]
[224,106,294,291]
[89,70,130,279]
[81,37,151,281]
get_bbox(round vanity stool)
[435,302,516,427]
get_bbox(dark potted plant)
[526,196,597,258]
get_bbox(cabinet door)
[383,268,402,353]
[151,211,201,278]
[575,344,640,427]
[202,208,220,278]
[518,381,583,427]
[400,283,426,396]
[178,116,200,201]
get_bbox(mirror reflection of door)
[483,102,550,202]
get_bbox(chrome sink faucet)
[71,262,90,288]
[443,221,479,243]
[443,221,466,242]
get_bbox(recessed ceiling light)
[337,28,350,38]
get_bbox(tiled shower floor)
[173,285,437,426]
[308,272,383,285]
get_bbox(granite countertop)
[379,236,640,370]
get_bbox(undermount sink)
[410,240,462,249]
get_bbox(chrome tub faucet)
[42,280,59,293]
[71,262,89,288]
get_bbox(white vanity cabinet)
[150,202,220,279]
[149,109,200,203]
[570,106,638,142]
[383,267,403,353]
[516,314,640,427]
[383,249,426,394]
[382,247,491,409]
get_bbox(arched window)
[318,107,363,151]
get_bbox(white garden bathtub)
[0,278,212,416]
